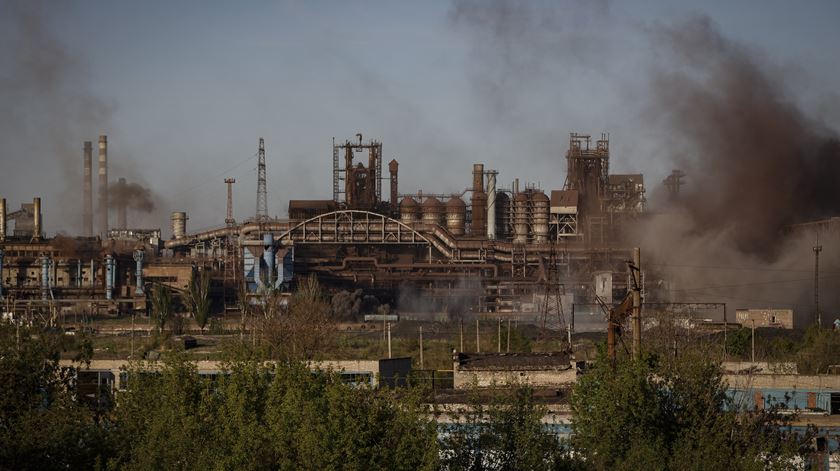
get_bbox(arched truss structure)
[275,210,432,247]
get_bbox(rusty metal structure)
[0,132,648,331]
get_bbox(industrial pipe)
[133,250,144,296]
[41,254,50,301]
[263,233,275,288]
[33,197,41,240]
[105,254,114,301]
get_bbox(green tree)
[571,354,808,470]
[440,385,576,470]
[796,325,840,374]
[186,268,212,333]
[150,283,173,333]
[0,323,111,470]
[261,275,335,360]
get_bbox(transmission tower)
[813,243,822,327]
[539,247,570,351]
[224,177,238,309]
[256,138,268,220]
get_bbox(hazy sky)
[1,0,839,236]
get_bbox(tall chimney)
[98,135,108,236]
[487,170,497,240]
[116,177,127,229]
[0,197,6,241]
[33,197,41,240]
[389,159,399,213]
[472,164,485,193]
[83,141,93,236]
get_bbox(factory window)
[831,393,840,415]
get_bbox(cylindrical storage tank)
[33,197,41,240]
[471,191,487,237]
[171,211,187,239]
[513,192,529,244]
[445,196,466,236]
[495,192,510,240]
[399,196,420,226]
[532,190,550,243]
[422,197,444,227]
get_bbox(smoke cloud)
[634,14,840,324]
[109,179,156,213]
[0,0,112,234]
[648,14,840,259]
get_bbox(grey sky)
[1,0,839,235]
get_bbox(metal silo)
[422,197,444,227]
[532,190,550,243]
[445,196,466,236]
[399,196,420,226]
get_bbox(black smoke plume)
[109,180,155,213]
[650,14,840,260]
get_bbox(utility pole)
[256,138,268,220]
[506,318,511,352]
[631,248,642,360]
[751,320,755,363]
[813,244,822,327]
[419,326,424,369]
[497,318,501,352]
[476,319,480,353]
[387,322,392,358]
[459,319,464,352]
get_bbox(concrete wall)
[454,368,577,389]
[735,309,794,329]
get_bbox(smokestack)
[0,197,5,242]
[98,135,108,236]
[471,164,487,237]
[472,164,485,193]
[389,159,399,212]
[116,177,127,229]
[487,170,497,240]
[83,141,93,236]
[33,197,41,240]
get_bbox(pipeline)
[322,256,499,278]
[105,254,114,301]
[133,250,144,296]
[40,254,50,301]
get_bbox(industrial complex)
[0,132,654,334]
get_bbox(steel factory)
[0,131,654,330]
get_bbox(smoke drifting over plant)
[0,0,164,233]
[649,15,840,260]
[109,180,155,213]
[636,15,840,321]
